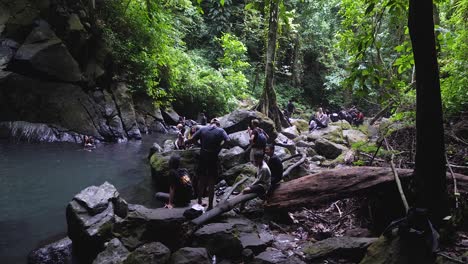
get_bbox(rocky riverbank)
[0,0,176,143]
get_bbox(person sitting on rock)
[248,119,268,163]
[166,155,194,209]
[238,151,271,212]
[175,124,186,150]
[265,144,283,193]
[185,125,200,148]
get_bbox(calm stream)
[0,134,169,263]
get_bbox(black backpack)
[254,128,267,148]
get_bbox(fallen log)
[266,166,468,210]
[282,152,307,179]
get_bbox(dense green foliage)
[98,0,466,120]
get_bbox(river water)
[0,134,169,263]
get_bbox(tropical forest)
[0,0,467,263]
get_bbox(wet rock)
[219,146,247,171]
[169,247,210,264]
[303,236,377,262]
[161,107,180,125]
[239,232,268,254]
[315,138,348,159]
[28,237,73,264]
[113,204,187,250]
[252,247,306,264]
[220,163,256,185]
[219,110,277,139]
[92,238,129,264]
[272,234,298,252]
[343,129,368,144]
[150,148,199,191]
[227,130,250,149]
[281,125,299,139]
[123,242,170,264]
[66,182,128,262]
[0,121,84,143]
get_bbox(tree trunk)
[266,167,467,210]
[256,0,289,129]
[408,0,448,226]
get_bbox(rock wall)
[0,0,164,142]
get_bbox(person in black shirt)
[286,100,295,118]
[200,113,207,126]
[185,118,229,210]
[166,155,193,208]
[265,144,283,192]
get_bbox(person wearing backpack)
[248,119,269,163]
[166,155,194,208]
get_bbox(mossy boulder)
[219,109,277,140]
[150,149,200,192]
[315,138,348,159]
[221,163,257,185]
[303,236,377,262]
[291,119,309,133]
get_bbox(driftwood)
[266,166,468,210]
[222,177,248,202]
[282,152,307,178]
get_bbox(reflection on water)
[0,134,171,263]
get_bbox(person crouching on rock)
[238,151,271,212]
[166,155,193,209]
[175,123,186,150]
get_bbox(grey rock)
[296,140,314,148]
[24,20,58,44]
[163,139,176,152]
[252,247,306,264]
[113,205,188,250]
[110,83,141,139]
[0,46,14,68]
[161,107,180,125]
[275,133,296,154]
[0,121,84,143]
[274,145,290,160]
[149,143,163,158]
[219,146,247,171]
[239,232,268,254]
[169,247,210,264]
[93,238,129,264]
[220,163,256,185]
[315,138,348,159]
[343,129,368,144]
[311,155,326,162]
[281,125,299,139]
[123,242,170,264]
[307,126,343,142]
[227,130,250,149]
[219,110,277,139]
[303,236,378,262]
[242,248,254,261]
[66,182,127,262]
[28,237,73,264]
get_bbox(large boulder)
[219,110,277,139]
[219,146,247,171]
[28,237,73,264]
[290,119,309,133]
[150,149,199,191]
[342,129,368,145]
[92,238,129,264]
[123,242,170,264]
[252,248,306,264]
[192,217,263,259]
[275,133,296,154]
[113,204,188,250]
[161,107,180,125]
[303,236,377,262]
[11,22,82,82]
[227,131,251,149]
[0,121,84,143]
[66,182,128,262]
[220,163,257,185]
[307,125,345,144]
[169,247,210,264]
[133,93,166,134]
[281,125,300,139]
[315,138,348,159]
[110,83,141,140]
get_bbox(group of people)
[165,118,284,212]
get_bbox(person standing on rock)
[248,119,268,163]
[286,99,295,118]
[200,113,207,126]
[265,144,283,192]
[185,118,229,210]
